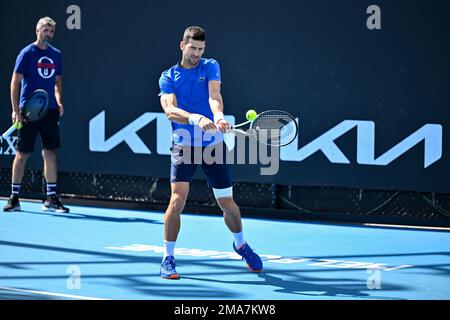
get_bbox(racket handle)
[2,123,19,138]
[231,128,251,136]
[231,120,251,129]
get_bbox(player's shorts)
[170,142,232,192]
[16,109,61,153]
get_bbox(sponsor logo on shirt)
[37,56,56,79]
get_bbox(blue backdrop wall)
[0,0,449,193]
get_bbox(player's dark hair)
[183,26,206,43]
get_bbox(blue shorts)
[170,142,232,189]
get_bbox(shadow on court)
[276,253,450,276]
[181,271,410,300]
[0,239,432,299]
[14,209,164,225]
[0,240,240,299]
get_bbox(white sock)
[163,240,176,260]
[232,231,245,249]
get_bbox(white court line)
[0,285,110,300]
[363,223,450,231]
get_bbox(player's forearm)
[209,98,223,113]
[208,80,224,120]
[161,94,191,124]
[164,105,192,124]
[161,95,211,125]
[10,80,20,114]
[209,95,224,123]
[55,78,63,106]
[55,92,63,106]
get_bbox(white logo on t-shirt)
[37,56,56,79]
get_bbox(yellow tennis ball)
[246,109,257,121]
[15,121,23,130]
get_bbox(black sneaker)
[3,195,21,212]
[42,195,70,213]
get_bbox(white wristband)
[213,112,224,124]
[188,113,204,125]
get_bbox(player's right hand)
[215,119,231,133]
[198,117,217,133]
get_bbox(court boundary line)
[363,223,450,231]
[0,285,110,300]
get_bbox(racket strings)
[251,111,296,144]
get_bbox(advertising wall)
[1,0,449,193]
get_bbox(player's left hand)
[58,104,64,117]
[216,119,231,133]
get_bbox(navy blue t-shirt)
[159,58,223,147]
[14,43,62,109]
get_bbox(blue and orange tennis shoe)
[160,255,180,279]
[233,242,263,272]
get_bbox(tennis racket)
[231,110,298,147]
[2,89,50,138]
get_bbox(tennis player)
[3,17,69,213]
[158,26,263,279]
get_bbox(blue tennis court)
[0,199,449,300]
